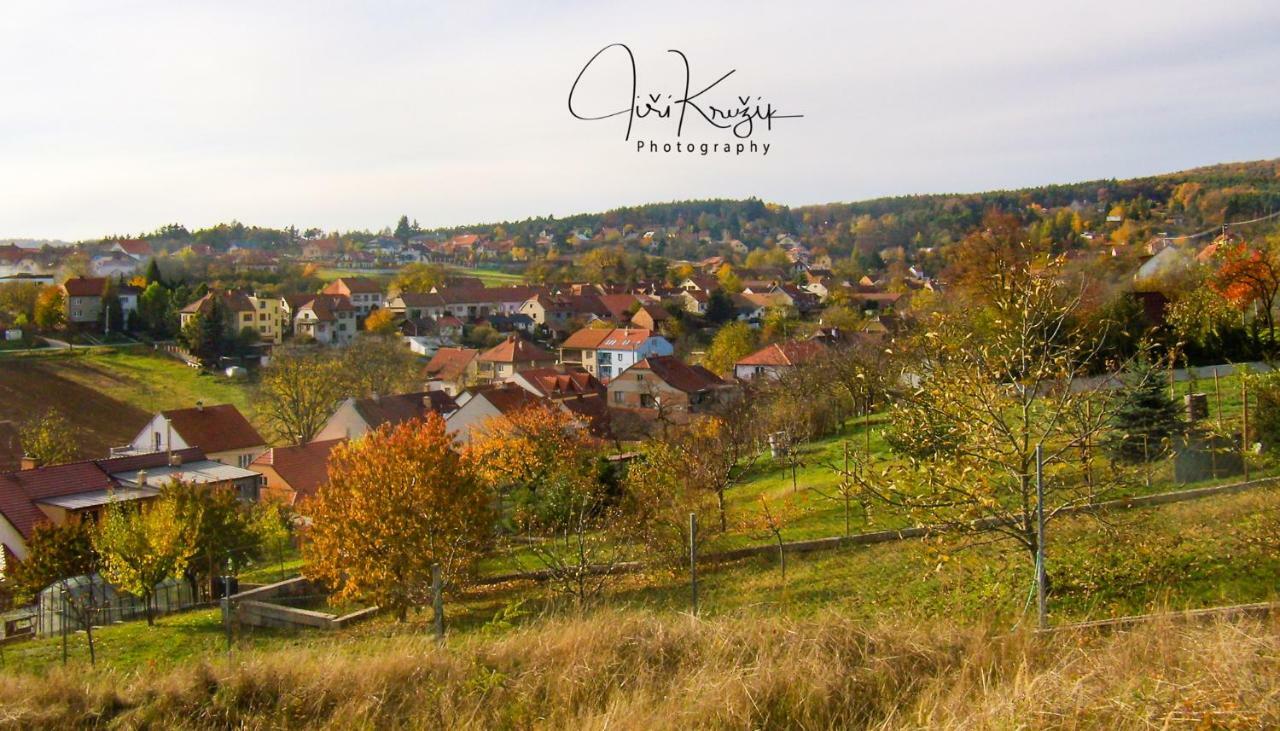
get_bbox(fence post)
[60,583,68,665]
[689,512,699,616]
[221,572,233,657]
[431,563,444,641]
[1242,378,1250,481]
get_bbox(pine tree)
[144,258,162,286]
[1107,359,1185,463]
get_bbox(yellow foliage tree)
[304,414,492,620]
[94,495,196,625]
[363,307,397,335]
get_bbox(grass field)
[315,264,526,286]
[6,480,1278,677]
[0,347,257,458]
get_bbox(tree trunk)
[144,592,155,626]
[717,490,727,533]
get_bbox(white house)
[126,403,267,468]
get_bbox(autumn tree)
[163,480,264,596]
[666,402,762,532]
[1212,238,1280,346]
[945,211,1038,305]
[390,262,447,295]
[7,521,97,603]
[363,307,397,335]
[94,495,196,625]
[33,285,65,331]
[19,409,79,466]
[340,334,419,397]
[257,346,345,444]
[626,436,723,565]
[871,261,1144,578]
[467,405,622,605]
[305,415,492,621]
[703,321,758,376]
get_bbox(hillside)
[0,609,1273,728]
[0,349,257,459]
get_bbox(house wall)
[207,447,265,469]
[606,371,693,421]
[734,364,786,381]
[444,397,503,445]
[0,516,28,562]
[314,400,370,442]
[65,295,102,323]
[129,414,192,453]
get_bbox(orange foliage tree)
[304,414,492,620]
[465,404,622,605]
[1212,240,1280,344]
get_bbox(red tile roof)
[630,356,726,394]
[424,347,479,381]
[114,239,152,256]
[0,448,205,539]
[252,439,343,504]
[351,391,458,429]
[735,340,828,367]
[513,367,605,399]
[61,276,107,297]
[161,404,266,454]
[597,328,657,352]
[478,335,555,364]
[560,327,613,350]
[323,277,384,295]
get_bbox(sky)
[2,0,1279,241]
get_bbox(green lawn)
[8,482,1276,676]
[315,265,525,286]
[33,346,258,424]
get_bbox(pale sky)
[3,0,1278,241]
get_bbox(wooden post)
[432,564,444,640]
[1242,379,1250,481]
[689,513,698,616]
[1214,369,1223,430]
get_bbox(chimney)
[196,400,204,412]
[137,470,148,486]
[20,454,40,470]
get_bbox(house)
[476,334,556,382]
[387,286,545,321]
[59,276,107,325]
[90,251,140,278]
[423,347,480,395]
[606,355,732,423]
[518,294,610,331]
[110,239,152,261]
[126,403,267,468]
[313,391,459,442]
[250,439,344,505]
[557,326,673,381]
[293,294,357,345]
[322,277,385,317]
[445,383,608,444]
[301,238,340,260]
[733,340,828,381]
[680,290,709,315]
[0,448,261,563]
[180,290,284,344]
[506,366,606,401]
[596,293,643,323]
[630,303,671,331]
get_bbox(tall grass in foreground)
[0,608,1275,729]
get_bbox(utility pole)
[1035,445,1047,631]
[689,512,698,616]
[221,570,233,657]
[60,583,69,665]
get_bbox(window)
[153,432,162,451]
[613,391,624,404]
[599,351,613,364]
[754,366,765,376]
[640,394,655,408]
[599,366,611,379]
[238,453,252,468]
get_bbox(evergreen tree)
[1106,359,1185,463]
[704,289,736,324]
[144,258,163,286]
[394,215,413,244]
[182,296,228,366]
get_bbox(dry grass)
[0,608,1276,729]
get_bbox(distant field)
[0,347,257,459]
[315,265,525,286]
